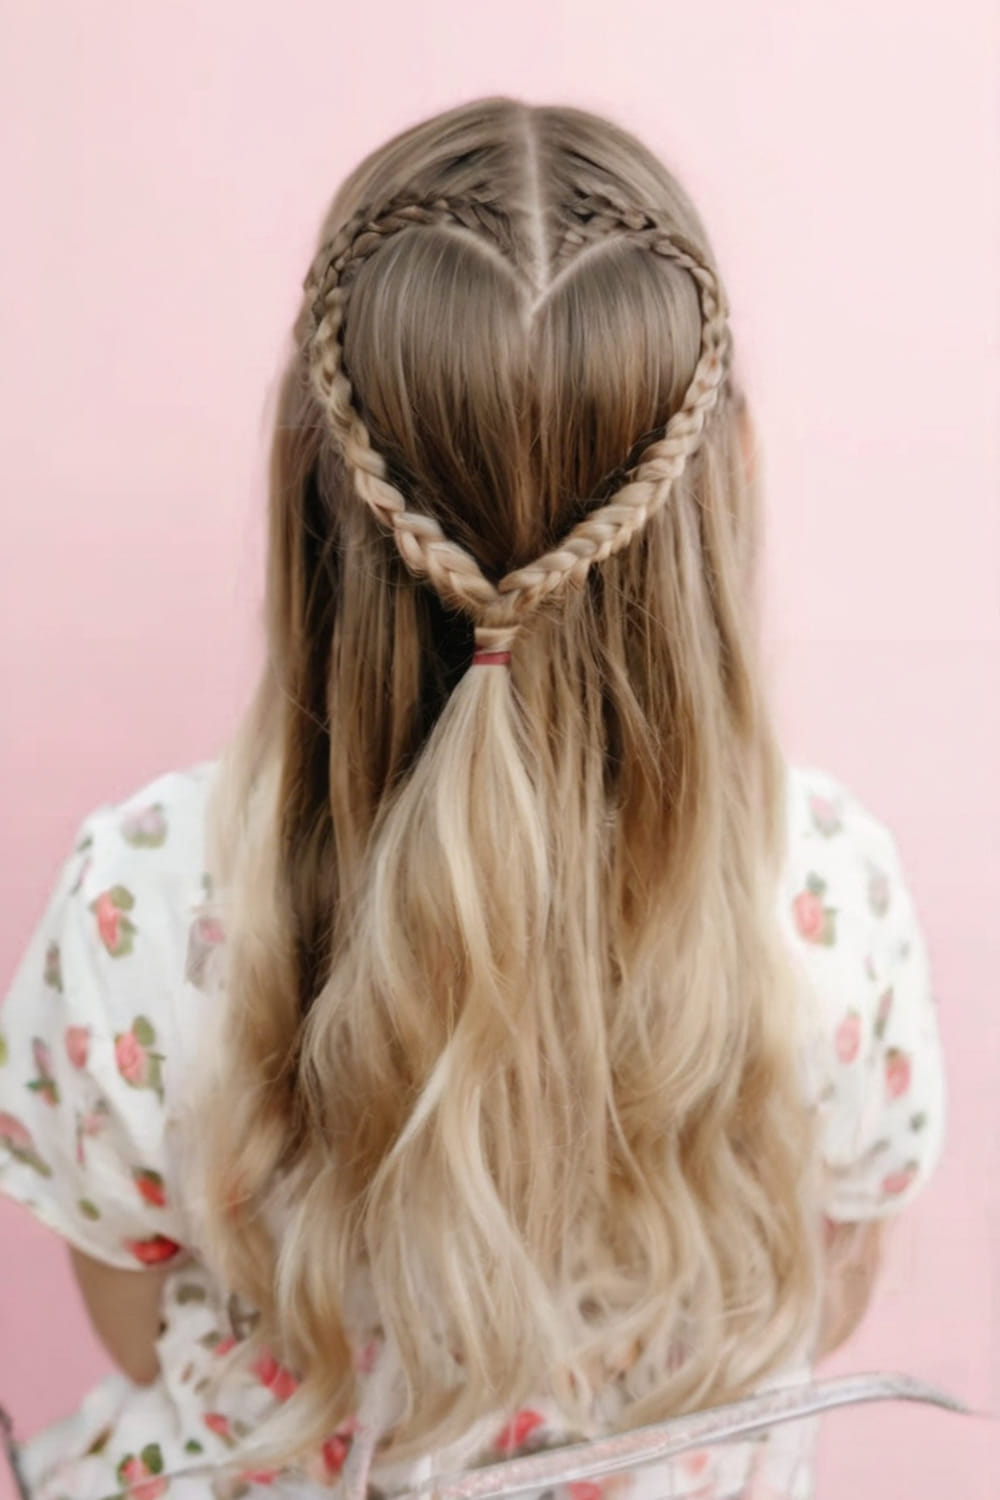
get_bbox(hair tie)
[472,625,517,668]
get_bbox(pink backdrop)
[1,2,997,1496]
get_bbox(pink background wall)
[1,2,997,1496]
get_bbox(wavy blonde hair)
[199,97,825,1466]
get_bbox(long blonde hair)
[200,97,823,1465]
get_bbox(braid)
[305,190,731,636]
[307,198,508,619]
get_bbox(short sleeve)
[0,804,191,1269]
[785,770,947,1224]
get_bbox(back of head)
[200,97,823,1466]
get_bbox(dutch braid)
[305,190,731,647]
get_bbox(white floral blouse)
[0,762,946,1500]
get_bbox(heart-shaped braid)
[305,191,730,638]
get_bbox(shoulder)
[783,763,906,875]
[76,762,218,883]
[780,764,917,959]
[71,762,218,935]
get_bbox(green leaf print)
[874,988,894,1041]
[140,1444,164,1475]
[184,1439,204,1455]
[0,1033,7,1067]
[27,1077,60,1106]
[911,1112,928,1132]
[79,1198,101,1220]
[18,1148,52,1176]
[115,920,137,957]
[145,1056,165,1104]
[805,872,827,898]
[176,1283,208,1305]
[108,884,136,911]
[121,803,169,849]
[133,1015,156,1047]
[820,910,838,946]
[84,1426,112,1456]
[44,941,63,992]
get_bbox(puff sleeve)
[785,770,947,1223]
[0,802,190,1268]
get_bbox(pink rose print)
[121,803,169,849]
[96,893,119,950]
[115,1031,144,1083]
[882,1161,919,1197]
[793,890,823,940]
[240,1471,278,1486]
[90,885,138,958]
[44,940,63,992]
[253,1349,300,1402]
[808,793,842,837]
[185,912,226,990]
[868,868,891,918]
[568,1481,631,1500]
[114,1016,165,1100]
[834,1010,862,1065]
[126,1234,181,1266]
[0,1111,52,1176]
[495,1409,546,1455]
[65,1025,90,1070]
[317,1420,358,1480]
[792,874,837,946]
[679,1450,712,1478]
[27,1038,60,1106]
[203,1412,235,1443]
[133,1167,168,1209]
[116,1446,167,1500]
[885,1047,912,1100]
[874,987,894,1041]
[569,1476,611,1500]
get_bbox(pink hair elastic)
[472,648,512,667]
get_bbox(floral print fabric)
[0,763,946,1500]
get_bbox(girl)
[0,98,946,1500]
